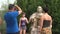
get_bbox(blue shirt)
[4,11,19,33]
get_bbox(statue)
[29,6,44,34]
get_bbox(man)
[4,4,22,34]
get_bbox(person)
[4,4,22,34]
[19,12,28,34]
[40,7,52,34]
[29,6,43,34]
[0,17,2,34]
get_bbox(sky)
[0,0,16,9]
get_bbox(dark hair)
[21,12,26,15]
[8,4,15,10]
[43,7,49,13]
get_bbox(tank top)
[43,20,50,28]
[21,20,26,26]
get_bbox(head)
[8,4,15,11]
[22,12,26,17]
[42,7,48,13]
[37,6,43,13]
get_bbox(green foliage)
[17,0,60,34]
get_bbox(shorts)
[21,25,26,30]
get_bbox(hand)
[15,5,18,7]
[39,27,42,32]
[50,25,52,28]
[15,5,22,14]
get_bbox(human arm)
[29,13,36,23]
[26,18,29,24]
[19,18,21,28]
[15,5,22,15]
[50,17,52,28]
[39,16,44,31]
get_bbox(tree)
[17,0,60,34]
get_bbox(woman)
[19,12,28,34]
[40,7,52,34]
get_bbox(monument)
[29,6,44,34]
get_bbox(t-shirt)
[4,11,19,33]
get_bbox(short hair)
[21,12,26,15]
[42,7,49,13]
[8,4,15,10]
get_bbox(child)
[19,12,28,34]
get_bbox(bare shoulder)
[49,15,52,20]
[40,15,44,19]
[25,17,28,19]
